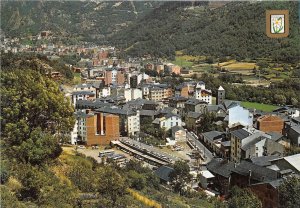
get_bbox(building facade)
[257,115,284,134]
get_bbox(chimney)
[248,170,252,185]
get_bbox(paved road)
[186,131,213,164]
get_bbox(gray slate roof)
[154,166,174,182]
[96,106,136,116]
[208,159,279,182]
[185,98,206,106]
[267,132,284,142]
[72,91,95,96]
[231,128,251,140]
[76,100,112,109]
[187,111,202,119]
[202,131,224,142]
[250,155,281,167]
[224,100,241,109]
[232,160,279,182]
[207,158,235,178]
[139,110,158,117]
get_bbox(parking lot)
[76,147,132,164]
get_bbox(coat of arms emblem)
[271,15,285,34]
[266,10,289,38]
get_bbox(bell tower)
[217,86,225,105]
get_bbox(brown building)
[85,112,120,146]
[250,180,281,208]
[105,70,112,86]
[180,85,189,97]
[171,65,181,75]
[145,63,154,70]
[98,51,109,59]
[257,115,284,134]
[116,71,125,85]
[156,64,164,74]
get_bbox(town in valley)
[1,1,300,208]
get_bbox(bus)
[99,150,115,157]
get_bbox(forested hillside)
[2,1,299,62]
[110,1,300,62]
[1,1,162,41]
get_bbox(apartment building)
[74,83,96,93]
[124,88,143,101]
[257,115,284,134]
[194,81,212,104]
[230,127,284,162]
[152,113,182,130]
[72,110,120,145]
[96,107,140,136]
[147,84,173,102]
[71,91,95,106]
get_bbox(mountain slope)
[110,1,300,62]
[0,1,162,40]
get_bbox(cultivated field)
[241,101,278,112]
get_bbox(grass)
[73,72,81,84]
[172,56,194,68]
[241,101,278,112]
[128,189,162,208]
[224,62,256,71]
[141,187,214,208]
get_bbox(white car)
[77,145,86,149]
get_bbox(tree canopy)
[279,176,300,208]
[228,186,262,208]
[1,68,74,165]
[169,161,192,194]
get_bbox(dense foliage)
[111,1,300,62]
[197,73,300,108]
[279,176,300,208]
[1,68,74,163]
[0,58,78,206]
[1,52,74,79]
[228,187,262,208]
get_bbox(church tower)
[217,86,225,105]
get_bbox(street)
[186,131,213,164]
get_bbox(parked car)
[77,145,86,149]
[92,145,99,149]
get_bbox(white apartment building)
[74,83,96,93]
[153,114,182,130]
[71,91,95,106]
[127,110,140,136]
[228,105,253,127]
[194,81,212,104]
[124,88,143,101]
[99,87,111,98]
